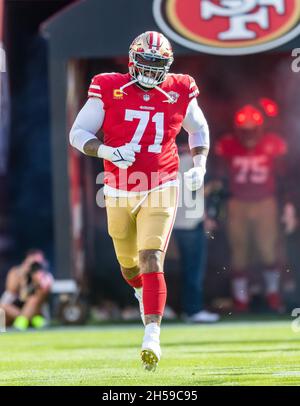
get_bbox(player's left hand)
[184,166,206,191]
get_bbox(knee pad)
[117,255,138,269]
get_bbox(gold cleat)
[141,349,159,372]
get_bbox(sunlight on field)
[0,321,300,386]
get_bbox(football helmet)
[234,105,264,149]
[234,105,264,129]
[128,31,174,88]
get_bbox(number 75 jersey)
[88,72,199,192]
[215,133,287,201]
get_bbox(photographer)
[0,249,53,330]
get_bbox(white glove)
[184,166,206,191]
[184,154,207,191]
[98,144,136,169]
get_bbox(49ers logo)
[153,0,300,55]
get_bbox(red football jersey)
[215,133,287,201]
[88,72,199,191]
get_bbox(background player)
[215,105,287,313]
[174,142,219,323]
[69,31,210,370]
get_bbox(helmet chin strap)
[119,78,139,95]
[119,76,175,104]
[154,85,175,104]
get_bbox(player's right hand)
[98,144,136,169]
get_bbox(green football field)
[1,320,300,386]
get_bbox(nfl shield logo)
[143,94,151,101]
[168,91,179,103]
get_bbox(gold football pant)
[227,197,279,270]
[105,186,178,269]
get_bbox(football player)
[215,105,287,313]
[69,31,210,370]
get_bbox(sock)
[263,267,280,295]
[144,322,160,342]
[232,270,249,304]
[142,272,167,316]
[122,272,143,289]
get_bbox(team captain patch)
[113,89,124,99]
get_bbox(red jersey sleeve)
[187,75,200,101]
[214,134,234,158]
[88,75,103,99]
[264,133,287,157]
[273,135,287,156]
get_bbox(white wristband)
[70,131,98,154]
[97,144,113,160]
[193,154,207,168]
[188,131,210,150]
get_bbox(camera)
[26,262,47,294]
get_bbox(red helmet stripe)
[149,32,154,48]
[152,31,158,48]
[148,31,162,49]
[157,33,162,48]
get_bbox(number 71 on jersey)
[125,109,164,154]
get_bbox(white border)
[153,0,300,56]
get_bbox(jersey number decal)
[233,156,269,184]
[125,109,164,153]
